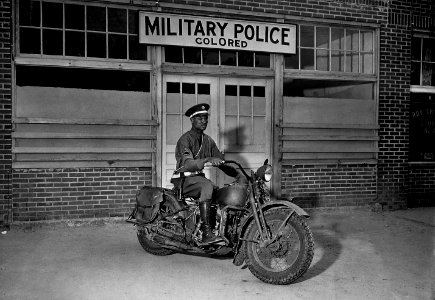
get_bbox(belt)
[172,171,203,178]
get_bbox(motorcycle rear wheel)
[244,208,314,285]
[136,199,176,256]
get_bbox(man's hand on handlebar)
[205,157,224,167]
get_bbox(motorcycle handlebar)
[204,160,251,180]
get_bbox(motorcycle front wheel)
[244,208,314,285]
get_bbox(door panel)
[162,75,272,189]
[162,75,218,188]
[219,78,272,186]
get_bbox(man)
[175,103,237,245]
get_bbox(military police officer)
[174,103,236,245]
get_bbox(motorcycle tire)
[244,208,314,285]
[136,198,176,256]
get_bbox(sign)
[139,12,296,54]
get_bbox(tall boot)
[199,201,222,245]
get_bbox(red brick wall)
[409,166,435,207]
[282,164,377,208]
[12,168,151,221]
[0,0,12,224]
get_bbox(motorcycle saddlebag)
[134,187,164,223]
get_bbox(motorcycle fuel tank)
[215,184,248,207]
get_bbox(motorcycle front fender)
[233,200,309,264]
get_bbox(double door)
[161,75,273,188]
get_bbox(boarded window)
[281,79,378,164]
[14,66,154,168]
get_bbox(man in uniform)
[175,103,237,245]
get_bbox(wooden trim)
[280,135,379,141]
[410,85,435,94]
[13,161,153,169]
[280,147,378,153]
[273,54,283,198]
[279,123,379,129]
[13,118,159,126]
[162,63,275,78]
[283,69,377,81]
[281,159,378,166]
[13,132,156,139]
[13,147,154,154]
[15,57,153,71]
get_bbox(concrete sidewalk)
[0,207,434,300]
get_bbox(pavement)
[0,207,434,300]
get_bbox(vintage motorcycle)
[126,160,314,285]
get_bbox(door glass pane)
[224,116,238,145]
[253,117,265,145]
[198,84,210,95]
[166,115,181,144]
[239,117,251,145]
[285,51,299,69]
[422,63,434,86]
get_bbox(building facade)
[0,0,433,222]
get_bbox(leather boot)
[199,201,222,245]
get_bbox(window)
[285,25,374,74]
[164,46,270,68]
[411,36,435,86]
[18,0,148,61]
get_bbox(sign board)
[139,12,296,54]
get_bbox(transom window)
[164,46,270,68]
[285,25,375,74]
[18,0,148,61]
[411,36,435,86]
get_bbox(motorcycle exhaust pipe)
[152,235,203,253]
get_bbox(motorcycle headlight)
[256,165,273,182]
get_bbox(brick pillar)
[0,0,12,225]
[377,1,411,209]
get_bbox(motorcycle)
[126,160,314,285]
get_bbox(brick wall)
[282,164,377,208]
[409,166,435,207]
[0,0,12,225]
[12,168,151,221]
[166,0,388,23]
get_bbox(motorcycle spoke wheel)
[253,222,301,272]
[244,209,314,285]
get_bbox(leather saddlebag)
[135,187,164,223]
